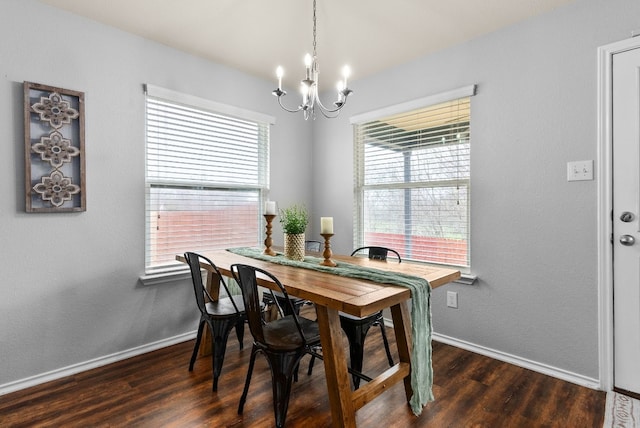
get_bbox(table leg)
[315,305,357,428]
[390,301,413,401]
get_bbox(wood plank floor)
[0,317,606,427]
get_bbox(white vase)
[284,233,305,261]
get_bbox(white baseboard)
[1,328,602,397]
[432,332,602,390]
[0,331,196,397]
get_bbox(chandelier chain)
[312,0,317,58]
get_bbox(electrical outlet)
[447,291,458,308]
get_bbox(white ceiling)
[39,0,575,88]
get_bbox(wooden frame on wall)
[24,81,85,213]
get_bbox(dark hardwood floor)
[1,313,606,427]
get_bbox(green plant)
[279,204,309,234]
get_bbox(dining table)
[176,248,460,428]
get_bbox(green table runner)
[227,247,433,415]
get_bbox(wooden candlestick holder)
[263,214,277,256]
[320,233,337,267]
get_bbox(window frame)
[142,85,275,280]
[351,85,476,270]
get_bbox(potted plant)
[279,204,309,261]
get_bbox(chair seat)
[205,295,245,318]
[262,315,320,351]
[338,311,381,324]
[263,291,306,312]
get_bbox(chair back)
[305,240,322,252]
[350,246,402,263]
[184,252,242,315]
[231,263,308,347]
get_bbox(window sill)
[139,267,191,286]
[454,273,477,285]
[405,259,477,285]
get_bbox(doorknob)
[620,211,635,222]
[620,235,636,246]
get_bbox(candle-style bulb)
[304,54,313,81]
[301,82,309,105]
[276,66,283,90]
[342,65,351,87]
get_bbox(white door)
[613,46,640,396]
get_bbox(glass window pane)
[355,96,471,267]
[145,94,269,272]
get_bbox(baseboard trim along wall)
[0,331,196,397]
[1,329,601,397]
[432,333,601,390]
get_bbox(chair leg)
[238,345,259,414]
[189,320,206,371]
[307,355,316,376]
[235,316,245,350]
[340,319,373,389]
[377,321,394,367]
[307,345,321,376]
[265,349,305,428]
[208,317,237,391]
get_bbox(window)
[144,85,273,273]
[352,85,476,268]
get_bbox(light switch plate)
[567,160,594,181]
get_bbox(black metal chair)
[184,252,246,391]
[305,240,322,252]
[306,246,398,389]
[341,246,399,388]
[231,263,322,428]
[351,246,401,262]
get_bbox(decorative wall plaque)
[24,82,85,212]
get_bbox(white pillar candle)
[320,217,333,234]
[265,201,277,215]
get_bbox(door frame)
[597,36,640,392]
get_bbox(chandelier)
[272,0,353,120]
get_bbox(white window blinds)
[145,87,271,273]
[353,87,474,267]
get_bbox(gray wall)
[0,0,311,387]
[312,0,640,381]
[1,0,638,392]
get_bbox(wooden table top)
[177,249,460,318]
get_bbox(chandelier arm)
[317,103,343,118]
[275,94,304,113]
[313,93,349,114]
[317,107,341,119]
